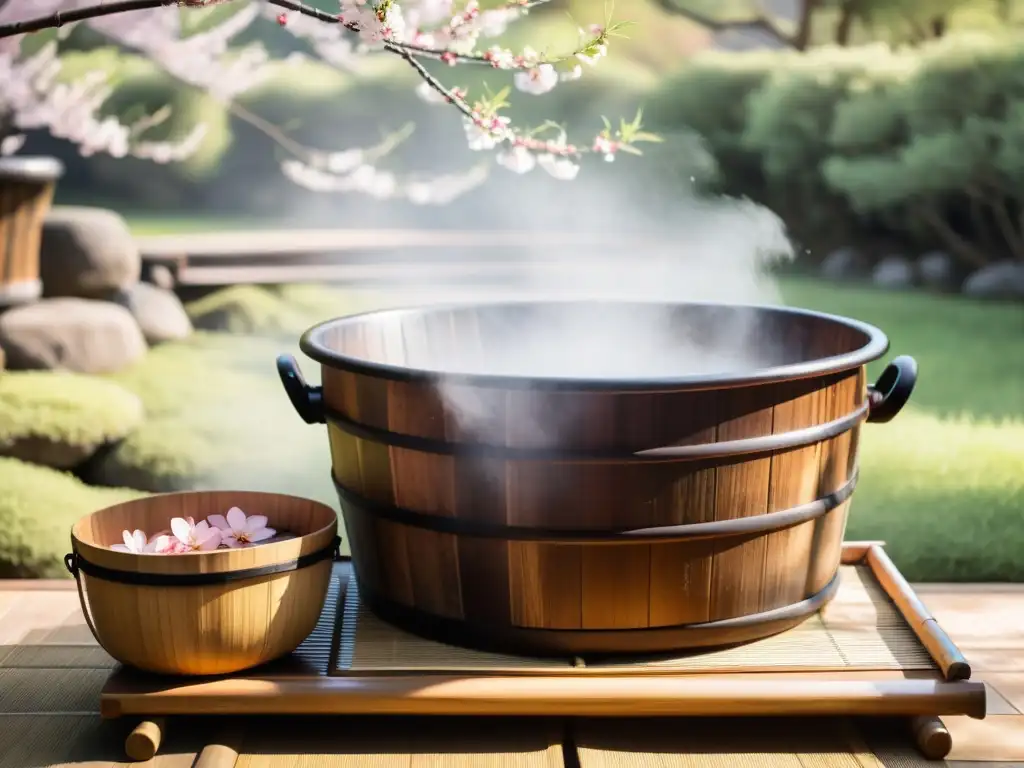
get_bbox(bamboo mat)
[333,565,937,675]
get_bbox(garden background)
[2,0,1022,582]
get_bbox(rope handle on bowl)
[63,552,102,645]
[277,354,326,425]
[866,355,918,424]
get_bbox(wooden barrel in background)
[0,156,63,308]
[281,301,918,656]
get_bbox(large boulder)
[916,250,961,292]
[0,371,144,469]
[0,456,146,578]
[39,206,140,299]
[872,256,915,289]
[113,282,193,345]
[820,247,870,281]
[0,298,147,373]
[963,261,1024,301]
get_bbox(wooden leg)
[193,725,244,768]
[911,715,952,760]
[125,718,166,762]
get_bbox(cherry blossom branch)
[1,0,661,193]
[397,49,476,121]
[0,0,577,72]
[647,0,796,48]
[0,0,175,37]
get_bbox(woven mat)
[333,565,937,675]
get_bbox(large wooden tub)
[279,301,917,656]
[0,156,63,307]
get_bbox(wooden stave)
[352,567,843,657]
[320,365,864,453]
[0,174,56,306]
[323,365,865,648]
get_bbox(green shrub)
[648,32,1024,265]
[91,290,364,498]
[186,285,313,336]
[823,34,1024,266]
[646,51,781,195]
[0,373,144,455]
[0,457,146,578]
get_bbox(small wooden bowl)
[67,490,339,676]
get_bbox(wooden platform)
[135,229,654,288]
[97,544,985,722]
[4,541,1024,766]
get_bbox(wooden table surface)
[2,578,1023,768]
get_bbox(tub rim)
[299,299,890,392]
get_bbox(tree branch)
[0,0,175,37]
[0,0,555,69]
[647,0,797,49]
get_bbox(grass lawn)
[780,277,1024,581]
[125,214,292,236]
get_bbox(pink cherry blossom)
[593,135,620,162]
[496,144,536,174]
[170,516,222,552]
[464,115,511,151]
[538,152,580,181]
[110,529,154,554]
[151,534,189,555]
[514,64,558,96]
[208,507,277,548]
[576,43,608,67]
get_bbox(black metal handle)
[277,354,326,425]
[867,355,918,423]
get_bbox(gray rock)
[820,247,870,281]
[872,256,915,289]
[39,206,140,299]
[146,264,176,291]
[917,250,960,292]
[0,298,146,373]
[113,282,193,345]
[962,261,1024,301]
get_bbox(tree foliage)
[648,32,1024,266]
[650,0,1022,49]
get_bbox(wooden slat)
[0,592,89,646]
[944,714,1024,761]
[176,260,642,287]
[574,717,888,767]
[985,673,1024,713]
[232,716,565,768]
[135,229,638,258]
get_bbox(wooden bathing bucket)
[0,156,62,308]
[66,490,340,675]
[280,301,917,656]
